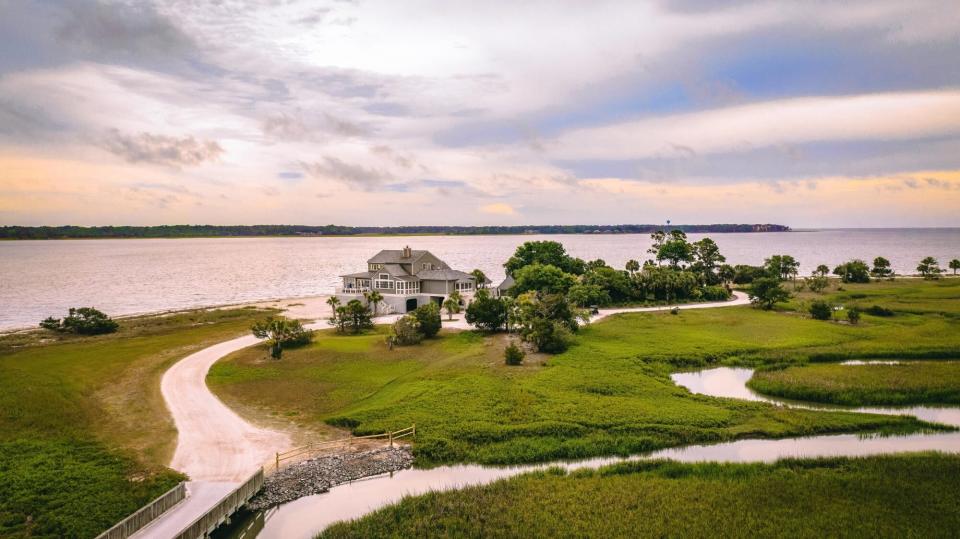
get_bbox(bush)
[732,264,767,284]
[748,277,790,309]
[413,303,442,338]
[809,300,833,321]
[865,305,894,317]
[847,308,861,325]
[833,260,871,283]
[251,316,314,358]
[700,285,731,301]
[39,307,118,335]
[332,300,373,334]
[390,315,423,346]
[466,290,508,331]
[504,341,525,365]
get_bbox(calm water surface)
[219,366,960,539]
[2,229,959,330]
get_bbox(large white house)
[336,246,488,313]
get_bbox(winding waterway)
[219,365,960,539]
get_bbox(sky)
[1,0,959,228]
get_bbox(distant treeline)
[0,223,790,240]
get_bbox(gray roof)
[341,271,375,279]
[368,249,429,264]
[497,275,515,290]
[417,269,475,282]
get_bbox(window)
[456,281,473,292]
[369,263,384,271]
[422,263,428,270]
[396,281,420,294]
[375,274,392,289]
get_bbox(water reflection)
[220,366,960,539]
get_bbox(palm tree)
[326,296,341,315]
[471,269,488,289]
[916,256,941,279]
[442,297,460,320]
[364,290,384,316]
[625,259,640,274]
[950,259,960,275]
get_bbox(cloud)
[55,1,195,64]
[300,156,393,189]
[98,130,224,167]
[479,203,517,215]
[551,90,960,160]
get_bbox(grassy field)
[320,453,960,538]
[789,277,960,317]
[748,361,960,406]
[0,307,274,539]
[209,283,960,466]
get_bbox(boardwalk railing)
[95,482,186,539]
[174,469,264,539]
[273,424,416,471]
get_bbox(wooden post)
[389,431,393,447]
[275,452,279,471]
[413,423,416,440]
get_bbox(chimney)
[402,245,412,258]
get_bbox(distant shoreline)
[1,223,790,240]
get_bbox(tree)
[806,275,829,294]
[251,316,314,359]
[332,299,373,334]
[949,259,960,275]
[732,264,767,284]
[808,300,833,321]
[465,289,508,331]
[718,264,736,285]
[512,263,577,295]
[442,296,461,320]
[625,259,640,274]
[567,283,611,307]
[870,257,893,279]
[513,292,582,353]
[833,260,871,283]
[764,255,800,281]
[390,314,423,346]
[504,241,585,276]
[470,268,489,288]
[748,277,790,310]
[581,266,632,303]
[504,341,525,365]
[916,256,942,279]
[39,307,119,335]
[847,308,861,325]
[691,237,726,284]
[363,290,384,316]
[413,303,442,338]
[326,296,341,315]
[656,230,694,269]
[814,264,830,277]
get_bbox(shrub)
[504,341,525,365]
[413,303,442,338]
[39,307,118,335]
[466,289,508,331]
[847,308,861,325]
[251,316,314,359]
[833,260,871,283]
[809,300,833,321]
[865,305,894,317]
[332,300,373,334]
[700,285,731,301]
[670,307,680,315]
[748,277,790,310]
[732,265,767,284]
[390,315,423,346]
[807,275,829,294]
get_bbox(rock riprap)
[247,446,414,510]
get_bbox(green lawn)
[321,454,960,538]
[0,307,274,539]
[790,277,960,317]
[748,361,960,406]
[209,286,959,466]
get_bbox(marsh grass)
[208,298,954,466]
[0,307,275,538]
[748,361,960,406]
[320,454,960,538]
